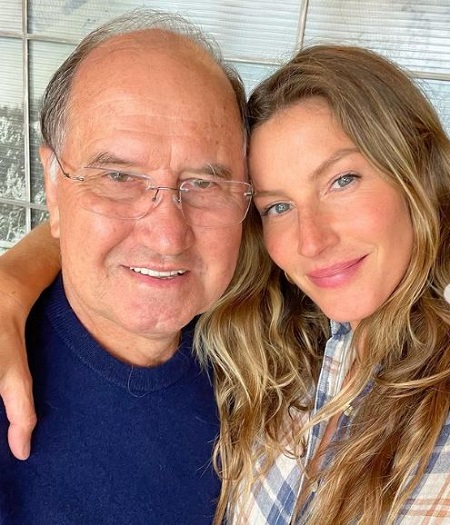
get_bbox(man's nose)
[134,188,194,256]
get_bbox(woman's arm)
[0,221,60,459]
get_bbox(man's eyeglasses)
[53,155,253,228]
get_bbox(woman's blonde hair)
[197,45,450,524]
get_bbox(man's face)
[42,32,245,363]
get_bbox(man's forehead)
[63,29,244,166]
[67,75,238,138]
[79,29,217,79]
[69,29,235,113]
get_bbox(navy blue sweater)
[0,276,221,524]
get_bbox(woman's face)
[250,97,414,329]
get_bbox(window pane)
[172,0,304,62]
[0,202,26,249]
[29,0,304,62]
[417,78,450,134]
[29,40,75,204]
[31,207,49,229]
[304,1,450,75]
[0,0,22,33]
[233,61,276,95]
[0,38,25,203]
[29,0,136,38]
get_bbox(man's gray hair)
[40,8,247,153]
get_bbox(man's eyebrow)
[85,155,233,179]
[85,152,134,168]
[186,163,233,180]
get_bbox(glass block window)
[1,0,449,252]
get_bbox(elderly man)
[0,9,252,524]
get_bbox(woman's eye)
[261,202,293,217]
[331,173,359,190]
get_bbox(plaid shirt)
[231,322,450,524]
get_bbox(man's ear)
[40,145,61,239]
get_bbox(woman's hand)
[0,288,36,459]
[0,222,60,459]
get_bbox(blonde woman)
[208,45,450,524]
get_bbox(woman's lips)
[307,256,367,288]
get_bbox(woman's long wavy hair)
[196,45,450,524]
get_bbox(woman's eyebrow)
[253,147,360,198]
[308,147,360,182]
